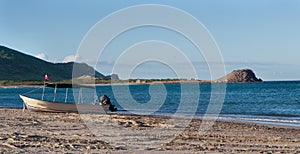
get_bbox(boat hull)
[19,95,109,113]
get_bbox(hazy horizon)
[1,1,300,81]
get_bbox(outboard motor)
[100,95,117,112]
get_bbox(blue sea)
[1,81,300,127]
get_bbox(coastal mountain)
[0,46,262,83]
[214,69,262,83]
[0,46,105,81]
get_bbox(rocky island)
[212,69,263,83]
[158,69,263,84]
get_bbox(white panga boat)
[19,83,117,113]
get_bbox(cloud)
[35,53,49,61]
[63,54,81,63]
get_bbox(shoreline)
[2,106,300,128]
[1,108,300,153]
[1,80,300,89]
[0,85,43,88]
[1,80,299,89]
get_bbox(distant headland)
[131,69,262,85]
[0,46,262,86]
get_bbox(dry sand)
[0,108,300,153]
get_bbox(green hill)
[0,46,105,81]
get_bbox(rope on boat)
[21,86,43,96]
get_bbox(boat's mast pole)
[78,88,82,104]
[94,90,97,105]
[65,88,68,103]
[53,84,57,102]
[42,80,45,100]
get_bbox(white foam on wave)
[218,114,300,127]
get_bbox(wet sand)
[0,108,300,153]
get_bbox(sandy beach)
[0,108,299,153]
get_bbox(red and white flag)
[44,74,50,81]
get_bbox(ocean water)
[1,81,300,126]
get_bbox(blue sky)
[1,0,300,80]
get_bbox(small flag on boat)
[45,74,50,81]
